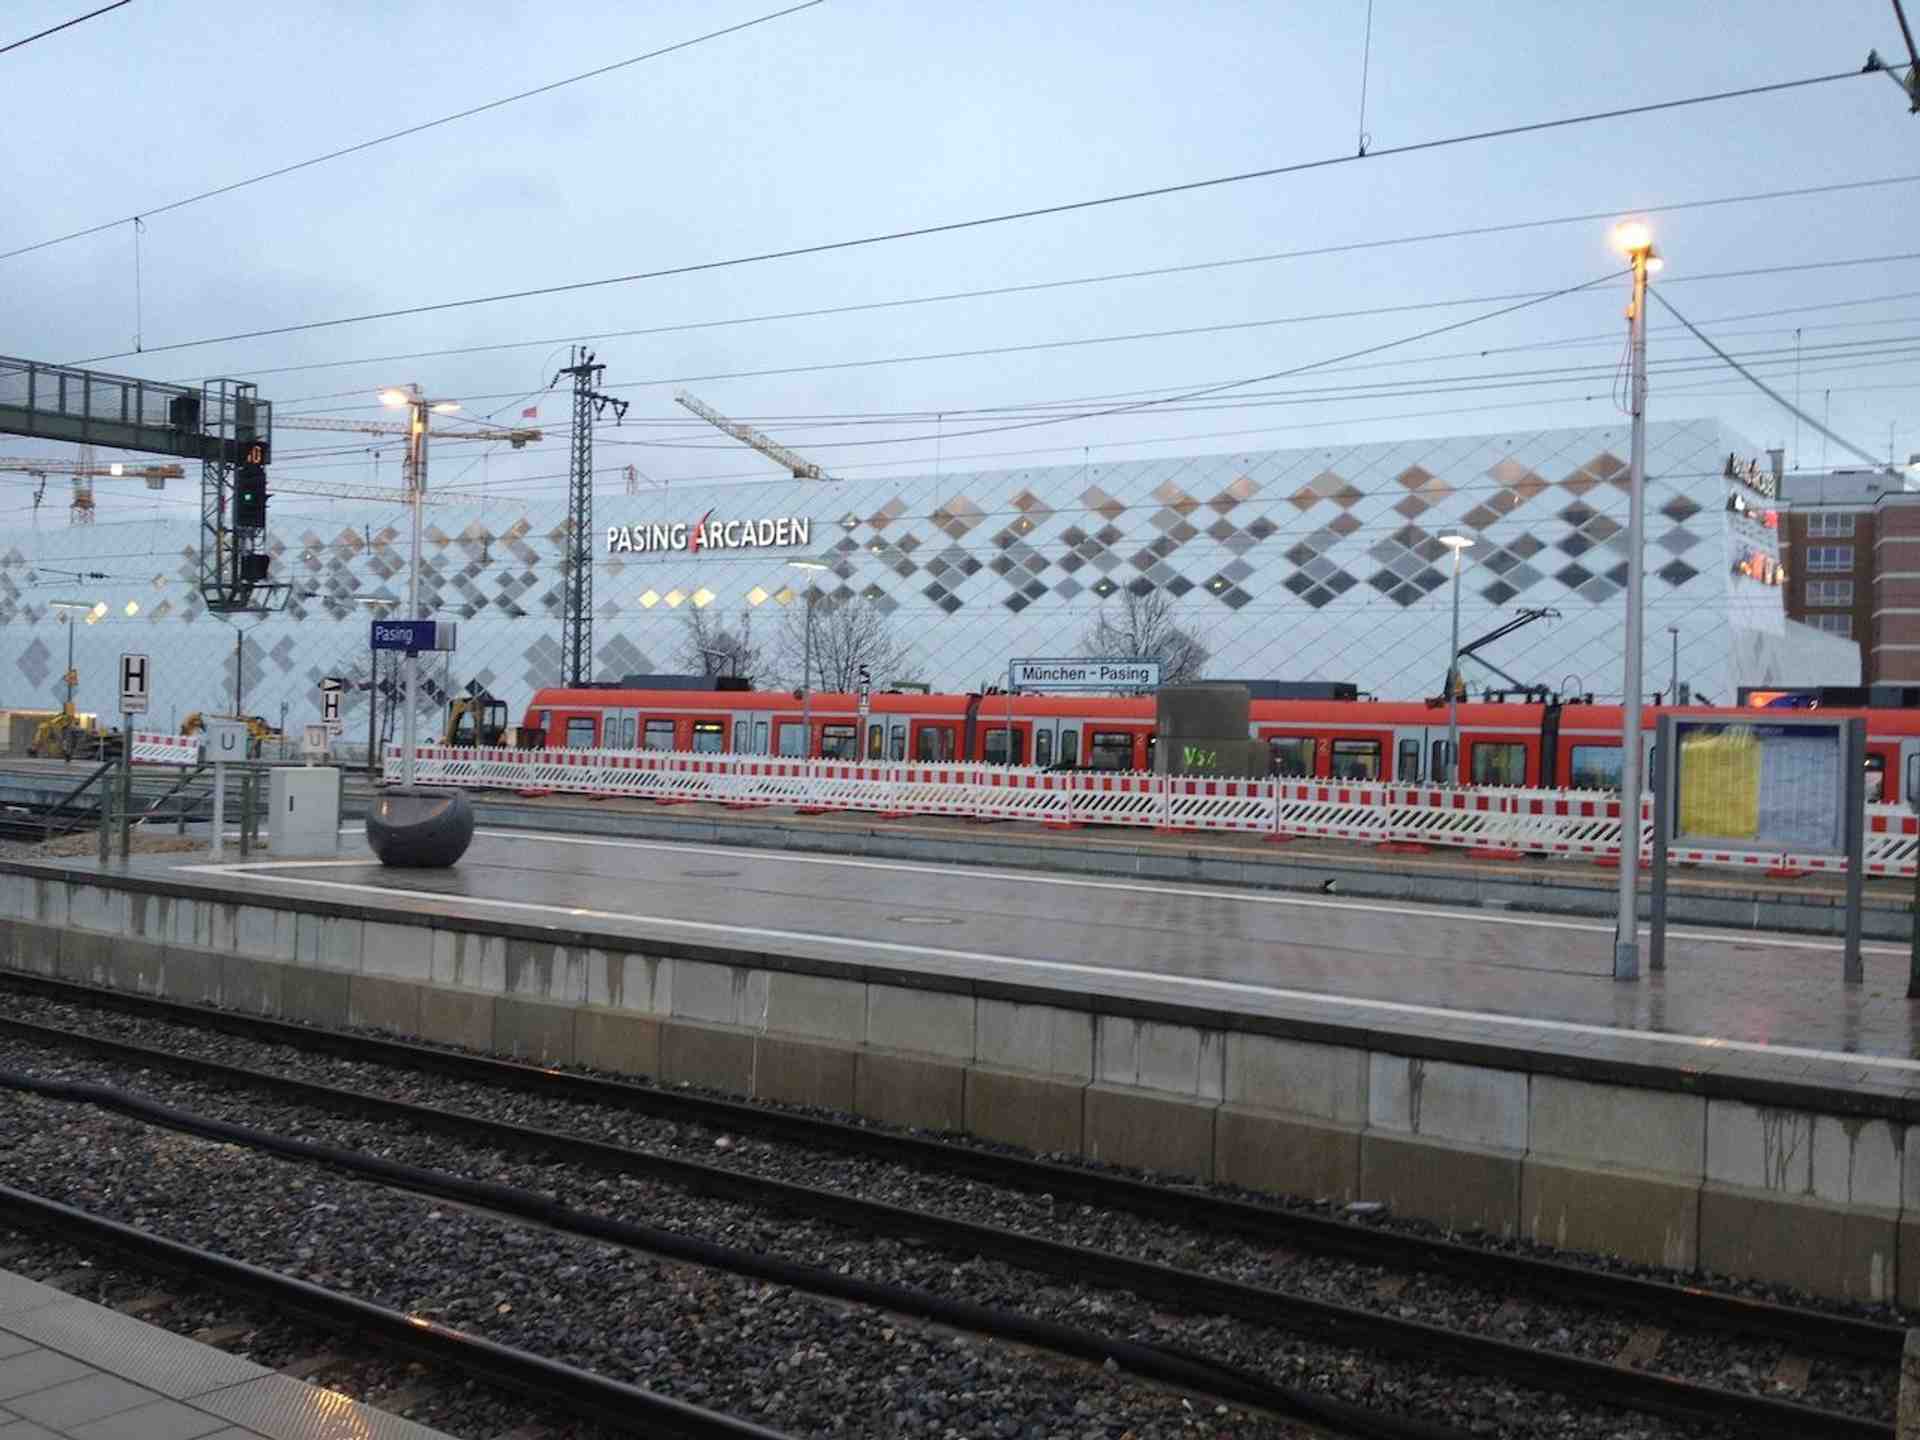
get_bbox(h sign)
[119,653,150,715]
[321,689,341,726]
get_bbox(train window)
[1431,739,1451,784]
[889,724,907,761]
[1398,739,1421,783]
[916,725,955,762]
[537,711,552,739]
[753,719,770,755]
[1035,729,1053,768]
[643,719,675,751]
[1268,737,1313,778]
[617,717,634,749]
[692,722,725,753]
[1088,731,1134,771]
[1569,744,1623,789]
[868,724,886,759]
[1865,754,1886,803]
[1331,740,1381,780]
[565,716,597,749]
[1058,730,1078,767]
[1471,742,1527,787]
[1907,754,1920,806]
[733,721,748,753]
[777,722,807,757]
[822,724,858,759]
[984,728,1025,765]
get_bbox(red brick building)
[1781,465,1920,683]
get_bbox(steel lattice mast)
[552,348,626,688]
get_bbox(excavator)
[27,705,116,761]
[181,712,280,756]
[444,686,510,747]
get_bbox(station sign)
[370,620,457,653]
[1009,657,1162,693]
[605,514,812,555]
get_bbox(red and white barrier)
[130,732,201,765]
[388,744,1920,878]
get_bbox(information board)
[1672,719,1845,855]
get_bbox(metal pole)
[1614,248,1651,982]
[64,616,74,713]
[233,627,242,715]
[1649,716,1670,972]
[402,389,424,788]
[1845,717,1866,985]
[1447,546,1463,784]
[117,710,130,859]
[1668,626,1679,705]
[802,591,814,755]
[209,761,225,859]
[367,654,378,780]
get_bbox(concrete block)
[349,975,422,1035]
[104,937,167,996]
[1096,1017,1223,1098]
[65,882,125,936]
[1706,1101,1814,1194]
[208,902,240,954]
[856,1051,967,1133]
[1703,1186,1896,1303]
[156,947,219,1005]
[1523,1160,1700,1269]
[495,996,575,1065]
[574,1009,661,1079]
[1084,1082,1216,1181]
[362,921,430,983]
[753,1035,856,1110]
[296,914,362,975]
[55,928,114,987]
[866,985,973,1060]
[1368,1055,1528,1152]
[0,872,28,921]
[975,999,1093,1079]
[165,896,209,951]
[234,905,295,963]
[418,988,495,1052]
[124,892,168,947]
[660,1020,755,1095]
[281,966,350,1027]
[759,971,867,1044]
[965,1066,1085,1157]
[1360,1132,1522,1238]
[219,954,283,1016]
[1530,1075,1704,1179]
[431,929,505,993]
[1214,1105,1361,1202]
[7,921,59,976]
[1816,1115,1903,1210]
[30,878,68,931]
[505,940,586,1006]
[587,950,668,1014]
[671,959,747,1025]
[1224,1034,1368,1125]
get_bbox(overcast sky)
[4,0,1917,525]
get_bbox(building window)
[1810,613,1853,638]
[1805,579,1854,607]
[1806,545,1853,573]
[1806,512,1856,537]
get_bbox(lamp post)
[1668,625,1680,706]
[1438,535,1472,784]
[1612,220,1662,982]
[379,387,460,787]
[48,600,92,760]
[789,558,829,755]
[355,596,396,775]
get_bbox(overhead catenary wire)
[0,0,131,58]
[0,0,825,263]
[67,65,1880,368]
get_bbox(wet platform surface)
[54,824,1920,1104]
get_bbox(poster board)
[1671,717,1845,856]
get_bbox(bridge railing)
[383,743,1920,879]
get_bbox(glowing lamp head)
[431,400,461,414]
[1614,220,1653,255]
[379,388,411,408]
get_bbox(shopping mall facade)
[0,417,1855,737]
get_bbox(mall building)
[0,418,1856,738]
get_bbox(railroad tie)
[191,1323,254,1347]
[277,1352,347,1381]
[1613,1325,1667,1369]
[112,1292,172,1317]
[379,1383,443,1417]
[1770,1352,1814,1394]
[1372,1273,1410,1301]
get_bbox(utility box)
[1154,684,1266,777]
[269,766,340,858]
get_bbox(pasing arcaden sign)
[606,511,812,554]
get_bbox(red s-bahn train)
[500,680,1920,803]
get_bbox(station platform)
[0,1268,450,1440]
[6,827,1920,1304]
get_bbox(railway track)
[0,970,1902,1439]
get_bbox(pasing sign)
[1009,657,1161,693]
[370,620,457,653]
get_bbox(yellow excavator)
[27,704,110,760]
[444,689,509,747]
[181,712,280,756]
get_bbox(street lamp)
[788,558,830,755]
[378,386,459,787]
[1612,218,1661,982]
[1438,535,1472,784]
[1668,625,1680,706]
[48,600,91,715]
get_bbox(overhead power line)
[1,0,824,263]
[0,0,130,58]
[185,171,1920,390]
[69,65,1875,367]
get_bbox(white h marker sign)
[118,653,150,715]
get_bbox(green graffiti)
[1182,745,1218,769]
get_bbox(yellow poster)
[1677,727,1760,840]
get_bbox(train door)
[732,712,773,755]
[1391,727,1431,783]
[607,707,639,751]
[1031,718,1079,769]
[1899,738,1920,806]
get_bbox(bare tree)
[777,591,912,692]
[675,606,763,681]
[1080,586,1209,684]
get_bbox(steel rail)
[1,968,1897,1365]
[0,1011,1895,1439]
[0,1182,792,1440]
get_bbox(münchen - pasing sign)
[1010,657,1161,693]
[606,514,811,555]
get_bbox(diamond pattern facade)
[0,421,1853,729]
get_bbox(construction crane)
[0,453,186,526]
[269,416,544,504]
[674,389,832,480]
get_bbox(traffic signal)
[233,463,268,529]
[240,553,270,582]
